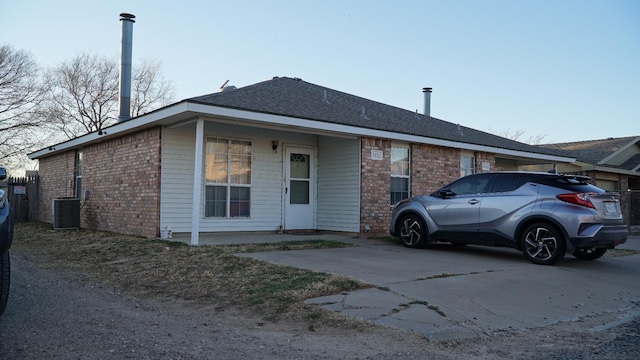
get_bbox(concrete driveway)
[240,236,640,341]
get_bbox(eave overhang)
[29,101,575,164]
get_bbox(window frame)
[390,144,410,205]
[460,151,476,178]
[75,149,83,199]
[204,137,252,218]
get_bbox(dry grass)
[12,223,372,325]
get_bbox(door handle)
[468,199,480,205]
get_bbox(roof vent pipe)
[422,87,432,116]
[117,13,136,123]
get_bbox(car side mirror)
[0,167,6,181]
[439,189,456,198]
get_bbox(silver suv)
[389,172,628,265]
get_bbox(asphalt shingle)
[188,76,568,157]
[540,136,640,170]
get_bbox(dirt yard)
[1,223,638,359]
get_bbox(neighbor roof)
[188,76,568,157]
[540,136,640,171]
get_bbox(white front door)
[284,146,315,230]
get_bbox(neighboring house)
[525,136,640,226]
[28,77,574,244]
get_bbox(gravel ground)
[1,248,639,360]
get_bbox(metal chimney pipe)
[422,87,432,116]
[118,13,136,123]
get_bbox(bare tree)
[42,53,119,139]
[0,45,46,172]
[131,59,175,117]
[491,128,547,145]
[42,53,176,140]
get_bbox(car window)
[490,174,525,193]
[449,175,492,195]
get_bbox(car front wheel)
[0,251,9,316]
[572,247,607,260]
[398,214,427,248]
[521,223,566,265]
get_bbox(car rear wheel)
[521,223,566,265]
[398,214,427,248]
[572,247,607,260]
[0,251,9,316]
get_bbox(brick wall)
[411,144,461,196]
[38,151,77,224]
[360,138,391,237]
[474,151,496,173]
[81,127,162,238]
[37,127,162,238]
[360,140,498,238]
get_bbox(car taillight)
[556,192,598,209]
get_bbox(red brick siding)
[411,144,461,196]
[360,138,391,237]
[81,127,162,238]
[475,151,496,173]
[36,127,162,238]
[37,151,77,224]
[360,140,498,237]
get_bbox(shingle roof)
[188,76,567,157]
[619,154,640,171]
[540,136,640,168]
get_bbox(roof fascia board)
[186,103,575,163]
[598,136,640,165]
[29,102,191,159]
[581,164,640,176]
[29,100,574,164]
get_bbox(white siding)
[161,121,319,233]
[161,124,197,232]
[317,136,361,232]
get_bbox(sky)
[1,0,639,144]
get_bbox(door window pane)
[450,175,491,195]
[290,153,310,179]
[290,180,310,204]
[491,174,523,193]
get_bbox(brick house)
[29,77,574,244]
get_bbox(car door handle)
[468,199,480,205]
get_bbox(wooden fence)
[6,175,39,223]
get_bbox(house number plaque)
[370,150,383,161]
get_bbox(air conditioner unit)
[52,198,80,230]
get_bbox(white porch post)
[191,119,204,245]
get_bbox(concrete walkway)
[168,232,640,340]
[238,235,640,341]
